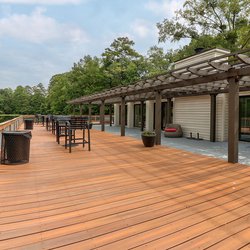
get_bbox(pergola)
[68,48,250,163]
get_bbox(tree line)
[0,0,249,115]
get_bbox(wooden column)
[109,104,113,126]
[167,97,172,125]
[140,101,144,132]
[79,104,83,116]
[228,77,239,163]
[155,91,162,145]
[88,103,92,122]
[120,97,126,136]
[210,94,217,142]
[100,100,105,132]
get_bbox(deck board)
[0,124,249,250]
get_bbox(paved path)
[94,125,250,166]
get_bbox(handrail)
[0,115,25,147]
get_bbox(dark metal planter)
[24,119,34,130]
[1,131,32,164]
[141,135,155,147]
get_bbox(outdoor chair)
[164,124,183,138]
[65,117,91,153]
[35,114,40,124]
[46,115,53,131]
[55,116,71,144]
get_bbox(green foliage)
[70,55,106,94]
[12,86,31,114]
[145,46,172,76]
[157,0,250,50]
[47,73,72,114]
[0,88,14,114]
[102,37,147,87]
[0,83,47,115]
[29,83,47,114]
[141,131,156,136]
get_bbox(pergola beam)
[208,61,232,71]
[237,54,250,65]
[68,67,250,104]
[187,67,209,76]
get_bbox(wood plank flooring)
[0,124,249,250]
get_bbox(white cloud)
[0,0,85,5]
[0,7,89,44]
[145,0,185,17]
[131,19,157,39]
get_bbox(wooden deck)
[0,124,249,250]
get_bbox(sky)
[0,0,187,89]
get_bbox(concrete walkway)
[94,124,250,166]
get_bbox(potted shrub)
[141,131,156,147]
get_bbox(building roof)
[174,48,230,65]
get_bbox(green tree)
[102,37,146,88]
[0,88,14,114]
[12,86,31,114]
[29,83,47,114]
[145,46,172,76]
[70,55,106,96]
[47,73,72,114]
[157,0,250,50]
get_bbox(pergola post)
[228,77,239,163]
[79,104,83,116]
[140,100,144,132]
[167,97,172,125]
[109,104,113,126]
[100,100,105,132]
[88,103,92,122]
[210,94,217,142]
[120,97,126,136]
[155,91,162,145]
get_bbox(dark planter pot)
[141,135,155,147]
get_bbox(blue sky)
[0,0,187,89]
